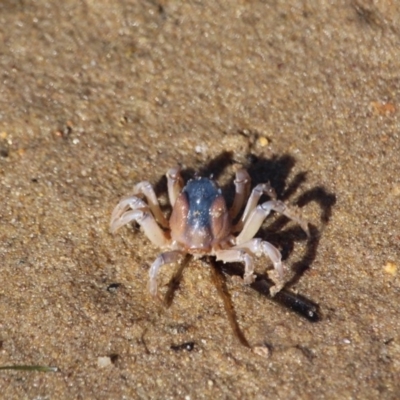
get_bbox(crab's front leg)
[111,178,169,230]
[110,198,169,248]
[132,181,169,228]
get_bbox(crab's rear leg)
[229,168,251,220]
[236,200,309,245]
[148,251,185,296]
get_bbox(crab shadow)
[157,151,336,343]
[158,151,336,285]
[239,152,335,288]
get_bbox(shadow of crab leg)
[229,168,251,220]
[133,181,169,228]
[233,183,277,232]
[110,209,169,248]
[236,200,309,245]
[216,261,320,322]
[164,254,193,307]
[167,166,184,207]
[252,278,320,322]
[207,256,251,348]
[149,251,185,296]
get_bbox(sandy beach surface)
[0,1,399,398]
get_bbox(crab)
[110,166,309,297]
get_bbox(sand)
[0,1,399,398]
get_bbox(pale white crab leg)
[229,168,251,220]
[133,181,169,228]
[110,197,147,227]
[216,238,285,296]
[110,208,169,248]
[233,182,276,232]
[214,248,256,285]
[236,200,309,245]
[148,250,185,296]
[166,166,184,207]
[232,238,284,280]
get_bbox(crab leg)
[229,168,251,220]
[110,197,147,227]
[233,238,284,279]
[233,182,276,232]
[133,181,169,228]
[110,207,169,248]
[236,200,309,244]
[214,248,256,285]
[216,238,286,296]
[167,166,184,207]
[148,251,185,296]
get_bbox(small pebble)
[257,136,269,147]
[97,356,112,368]
[383,262,397,276]
[252,346,270,358]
